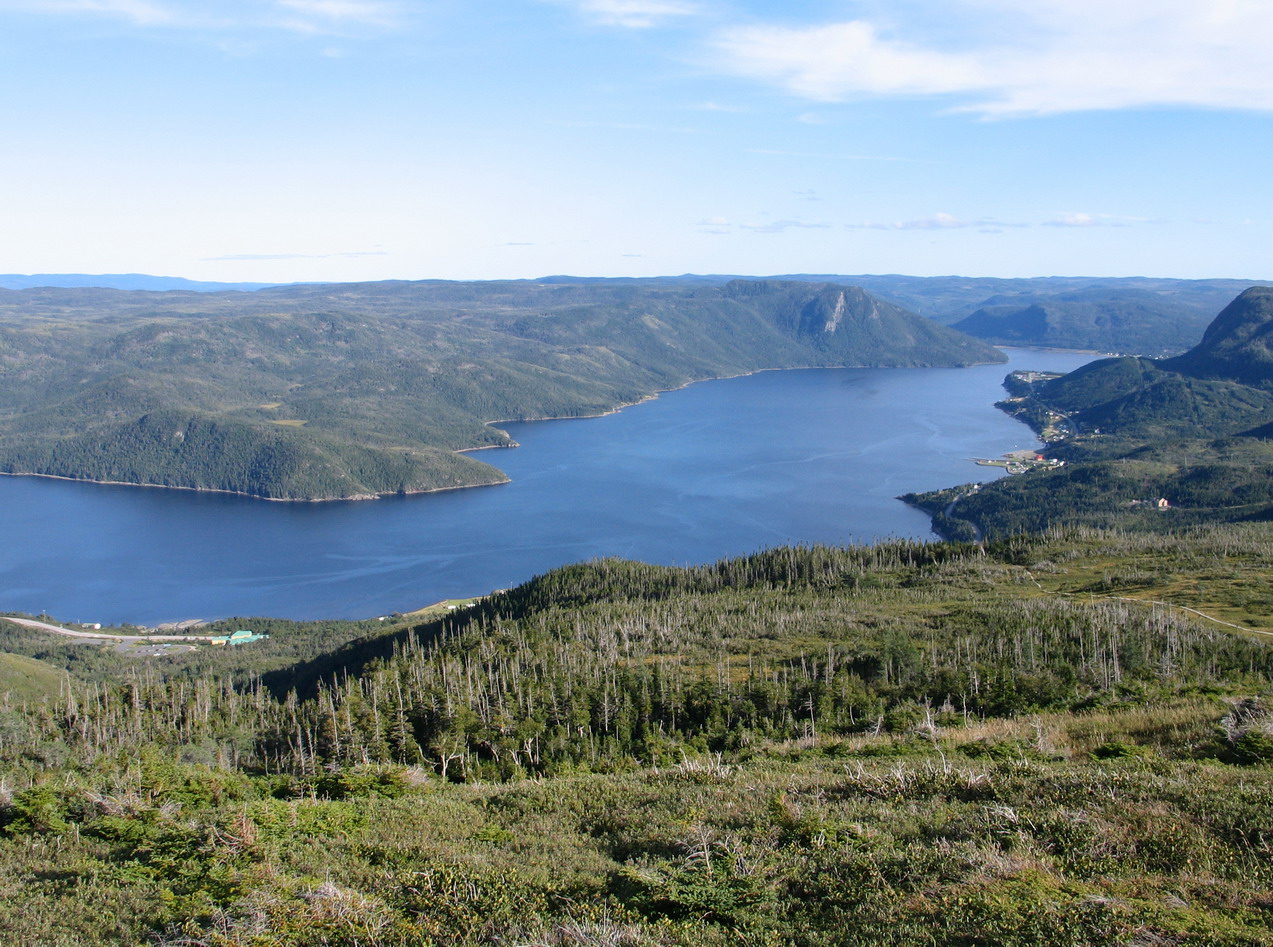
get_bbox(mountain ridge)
[0,278,1001,500]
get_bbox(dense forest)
[0,526,1271,944]
[0,279,1001,499]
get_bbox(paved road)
[1,616,212,643]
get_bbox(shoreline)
[0,469,510,503]
[0,354,1008,505]
[5,348,1051,627]
[476,353,1007,432]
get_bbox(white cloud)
[1045,212,1100,227]
[5,0,177,25]
[739,219,830,234]
[275,0,397,27]
[846,212,970,231]
[716,21,985,102]
[563,0,698,29]
[1043,212,1145,227]
[0,0,402,35]
[846,213,1030,231]
[712,1,1273,115]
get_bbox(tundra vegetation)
[0,526,1270,945]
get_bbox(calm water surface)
[0,348,1096,624]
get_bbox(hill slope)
[1,528,1271,945]
[951,287,1216,354]
[1163,286,1273,385]
[0,652,66,701]
[0,279,1001,499]
[907,287,1273,539]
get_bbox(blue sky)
[2,0,1270,283]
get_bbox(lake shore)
[0,469,510,503]
[0,348,1096,625]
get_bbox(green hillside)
[951,287,1216,355]
[0,528,1270,945]
[3,280,1272,945]
[0,652,66,701]
[0,279,1001,499]
[907,287,1273,541]
[1164,285,1273,385]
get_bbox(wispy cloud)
[695,216,731,234]
[205,250,388,261]
[558,0,698,30]
[1,0,403,36]
[741,219,830,234]
[274,0,399,31]
[839,210,1147,231]
[693,101,746,113]
[847,212,972,231]
[745,148,910,161]
[278,0,391,20]
[712,1,1273,116]
[3,0,178,25]
[700,217,830,235]
[1042,212,1143,228]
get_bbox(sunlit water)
[0,348,1096,624]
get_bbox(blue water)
[0,348,1096,624]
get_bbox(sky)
[1,0,1271,283]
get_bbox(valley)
[1,276,1271,946]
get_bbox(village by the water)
[974,448,1066,474]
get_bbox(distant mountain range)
[4,272,1263,354]
[0,273,282,292]
[0,278,1000,500]
[949,286,1223,355]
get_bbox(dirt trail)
[1,616,212,643]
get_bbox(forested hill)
[907,286,1273,539]
[950,286,1219,355]
[6,271,1259,346]
[1,527,1272,944]
[0,278,1000,500]
[1010,285,1273,436]
[1163,285,1273,385]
